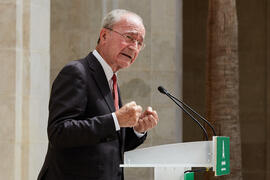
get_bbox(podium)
[120,136,230,180]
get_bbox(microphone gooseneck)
[158,86,217,140]
[158,86,209,141]
[168,94,216,136]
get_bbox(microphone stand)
[167,93,216,136]
[165,91,209,141]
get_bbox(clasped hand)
[115,101,159,133]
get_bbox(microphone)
[158,86,216,140]
[158,86,216,136]
[158,86,168,95]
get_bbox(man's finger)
[128,101,136,107]
[147,110,158,121]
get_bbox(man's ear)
[99,28,107,43]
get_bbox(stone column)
[0,0,50,179]
[0,1,17,179]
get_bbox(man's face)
[100,14,145,72]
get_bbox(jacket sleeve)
[47,62,117,149]
[124,128,147,152]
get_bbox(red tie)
[112,74,119,110]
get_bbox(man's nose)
[128,40,140,51]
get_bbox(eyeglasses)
[106,28,145,50]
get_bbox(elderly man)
[38,9,159,180]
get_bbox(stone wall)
[0,0,50,179]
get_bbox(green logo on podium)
[214,136,230,176]
[184,172,194,180]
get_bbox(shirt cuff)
[112,112,146,138]
[133,128,146,138]
[112,112,120,131]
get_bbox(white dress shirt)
[93,50,144,137]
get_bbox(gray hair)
[101,9,143,29]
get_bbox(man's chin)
[118,59,132,68]
[121,63,131,69]
[117,62,131,70]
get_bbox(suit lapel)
[86,53,115,112]
[87,52,125,160]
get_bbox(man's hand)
[134,107,159,133]
[115,101,142,127]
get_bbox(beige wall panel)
[29,5,50,52]
[0,94,16,142]
[151,71,178,106]
[0,50,16,94]
[28,142,48,180]
[0,3,17,180]
[0,142,15,179]
[151,2,176,72]
[28,1,51,178]
[51,0,102,83]
[29,95,48,142]
[150,0,179,144]
[0,2,16,49]
[119,71,151,106]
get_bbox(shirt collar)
[93,49,115,82]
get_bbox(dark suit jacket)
[38,52,147,180]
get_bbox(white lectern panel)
[121,141,212,167]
